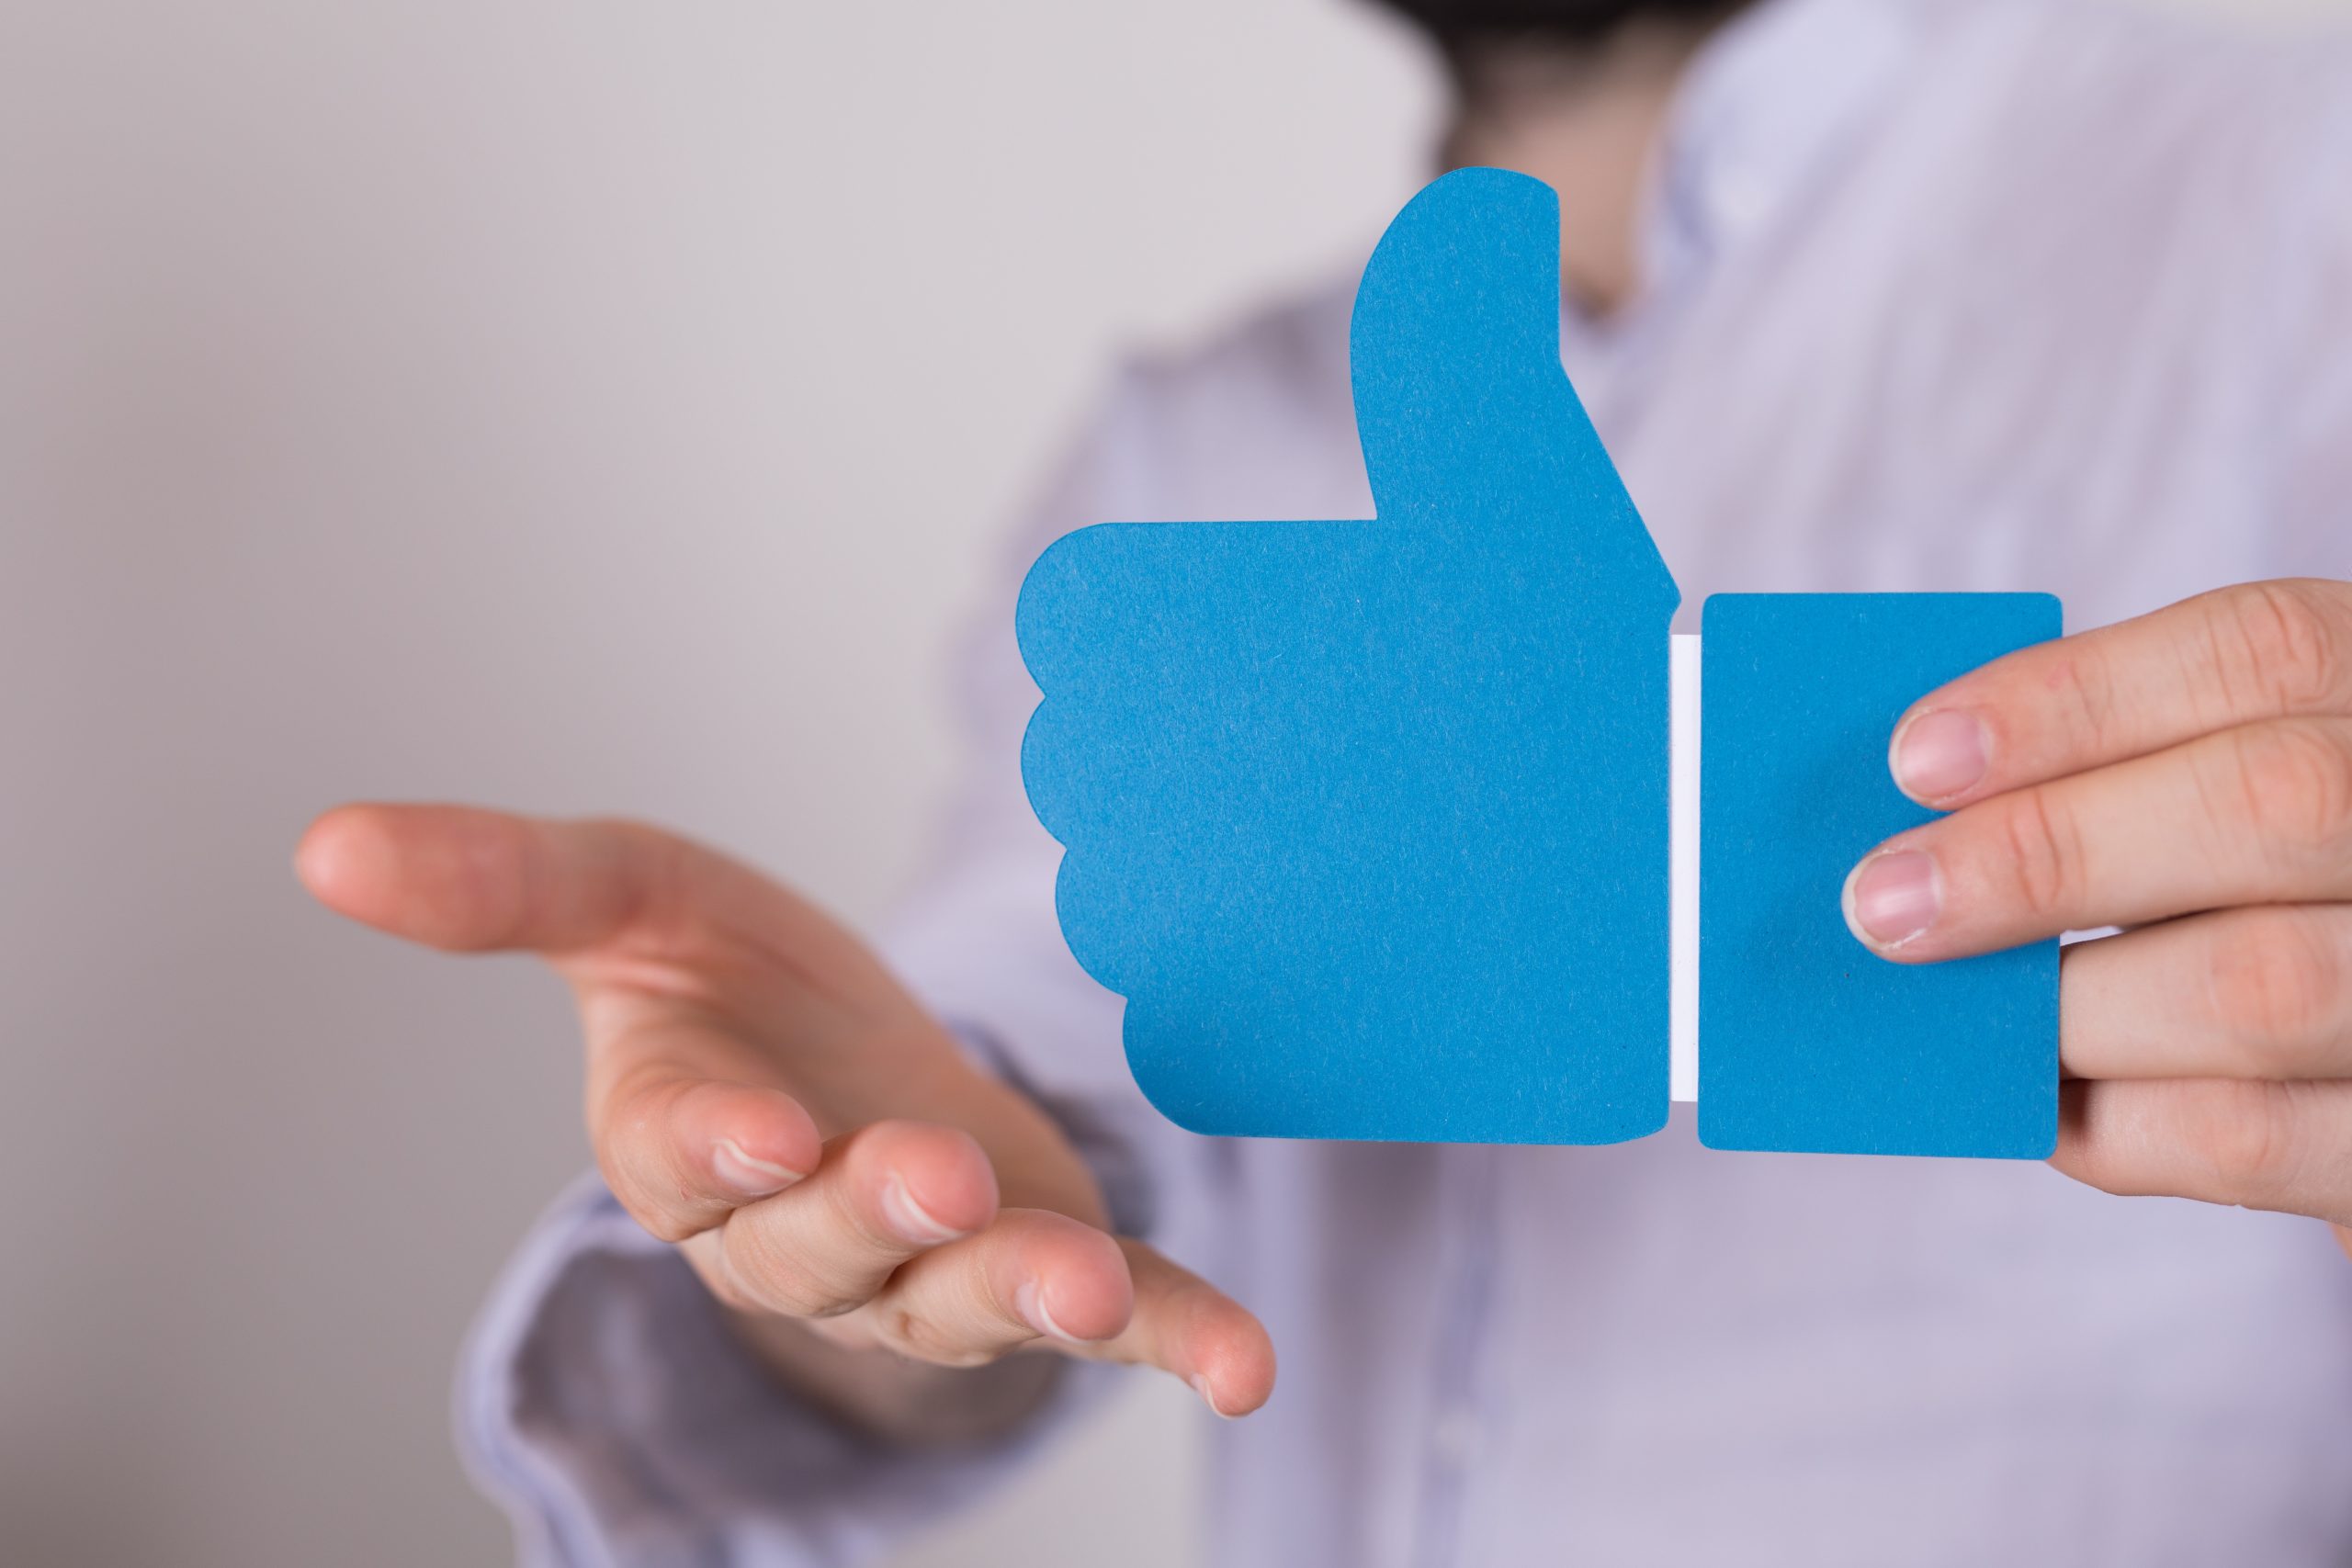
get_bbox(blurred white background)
[1,1,2343,1562]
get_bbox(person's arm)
[299,804,1273,1438]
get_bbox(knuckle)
[722,1218,859,1319]
[2222,581,2350,716]
[873,1306,1003,1369]
[2052,646,2128,757]
[2230,721,2352,863]
[2193,1080,2309,1205]
[2206,909,2346,1063]
[588,1073,705,1237]
[583,816,694,942]
[587,1058,681,1161]
[1996,786,2088,921]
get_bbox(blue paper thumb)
[1351,169,1668,592]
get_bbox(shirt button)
[1430,1405,1480,1468]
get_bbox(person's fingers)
[1062,1238,1278,1417]
[842,1227,1276,1416]
[846,1208,1136,1366]
[1885,579,2352,809]
[1844,716,2352,960]
[2060,906,2352,1082]
[588,1043,825,1241]
[713,1120,1000,1317]
[296,804,673,954]
[2052,1077,2352,1228]
[690,1179,1276,1414]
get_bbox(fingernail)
[1014,1279,1084,1344]
[1843,849,1942,949]
[1191,1372,1235,1419]
[878,1174,966,1246]
[711,1138,802,1200]
[1890,708,1988,802]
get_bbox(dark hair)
[1370,0,1740,47]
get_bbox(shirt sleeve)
[453,368,1211,1567]
[455,1170,1125,1568]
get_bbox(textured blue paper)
[1698,593,2063,1157]
[1018,168,1679,1142]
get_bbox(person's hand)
[1841,580,2352,1257]
[297,805,1273,1438]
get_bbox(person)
[299,0,2352,1561]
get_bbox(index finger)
[1886,580,2352,809]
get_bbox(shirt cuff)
[455,1170,1116,1568]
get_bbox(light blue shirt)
[457,0,2352,1562]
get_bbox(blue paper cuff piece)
[1697,593,2063,1158]
[1016,166,2065,1156]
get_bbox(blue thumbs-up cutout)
[1018,168,2060,1154]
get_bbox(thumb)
[296,803,663,955]
[1349,165,1668,595]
